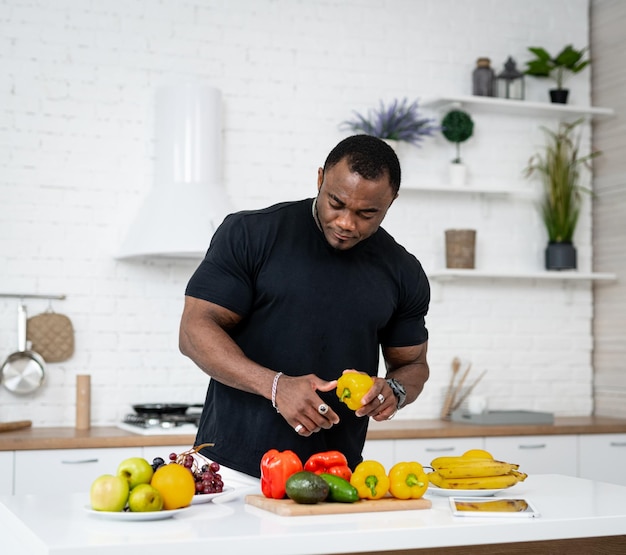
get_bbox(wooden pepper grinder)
[76,374,91,430]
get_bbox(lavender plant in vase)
[340,98,439,154]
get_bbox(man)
[179,134,430,478]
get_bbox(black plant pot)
[545,242,577,270]
[549,89,569,104]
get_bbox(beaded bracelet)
[271,372,283,413]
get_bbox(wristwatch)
[386,378,407,409]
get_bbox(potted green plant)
[523,45,590,104]
[524,118,600,270]
[441,109,474,186]
[340,98,439,148]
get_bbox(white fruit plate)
[191,485,234,504]
[84,506,188,521]
[427,485,508,497]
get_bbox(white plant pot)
[383,139,410,160]
[449,163,467,187]
[382,139,400,153]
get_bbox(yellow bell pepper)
[336,373,374,411]
[388,462,428,500]
[350,460,390,500]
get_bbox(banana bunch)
[428,449,527,490]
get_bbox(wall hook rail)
[0,294,66,300]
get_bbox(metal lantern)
[497,57,525,100]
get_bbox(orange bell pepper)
[304,451,352,481]
[260,449,303,499]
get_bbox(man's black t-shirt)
[185,198,429,477]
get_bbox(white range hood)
[117,83,231,260]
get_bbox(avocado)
[285,471,329,504]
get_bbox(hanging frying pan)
[1,303,46,394]
[132,403,204,416]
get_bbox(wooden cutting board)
[0,420,32,433]
[245,494,431,516]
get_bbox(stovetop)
[117,412,200,436]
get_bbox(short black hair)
[323,134,401,195]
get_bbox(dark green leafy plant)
[340,98,439,147]
[524,45,590,90]
[441,110,474,164]
[524,119,600,243]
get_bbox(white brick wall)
[0,0,597,426]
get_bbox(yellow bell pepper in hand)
[350,460,390,500]
[388,462,428,500]
[336,373,374,411]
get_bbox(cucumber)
[285,471,329,504]
[319,473,359,503]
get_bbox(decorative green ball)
[441,110,474,144]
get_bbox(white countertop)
[1,474,625,555]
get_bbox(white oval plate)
[427,486,506,497]
[84,506,188,521]
[191,485,234,504]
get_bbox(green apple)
[128,483,164,512]
[117,457,154,488]
[90,474,130,512]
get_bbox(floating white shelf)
[422,95,615,119]
[428,269,617,282]
[402,183,534,197]
[427,269,617,303]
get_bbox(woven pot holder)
[26,311,75,363]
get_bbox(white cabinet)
[0,451,14,495]
[362,440,395,470]
[14,447,140,495]
[485,435,578,477]
[578,434,626,486]
[395,437,482,467]
[3,429,622,496]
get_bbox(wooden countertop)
[365,415,626,439]
[1,416,625,451]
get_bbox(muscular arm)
[179,296,274,396]
[179,295,339,433]
[383,341,430,406]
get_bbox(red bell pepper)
[260,449,303,499]
[304,450,352,481]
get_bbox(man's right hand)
[274,374,340,436]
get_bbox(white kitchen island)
[1,474,625,555]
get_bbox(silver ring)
[294,424,304,433]
[318,403,328,415]
[377,393,385,404]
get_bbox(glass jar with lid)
[472,57,495,97]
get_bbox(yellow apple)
[128,483,164,512]
[117,457,154,489]
[90,474,130,512]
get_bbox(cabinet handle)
[61,458,99,464]
[609,442,626,448]
[518,444,546,450]
[424,447,455,452]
